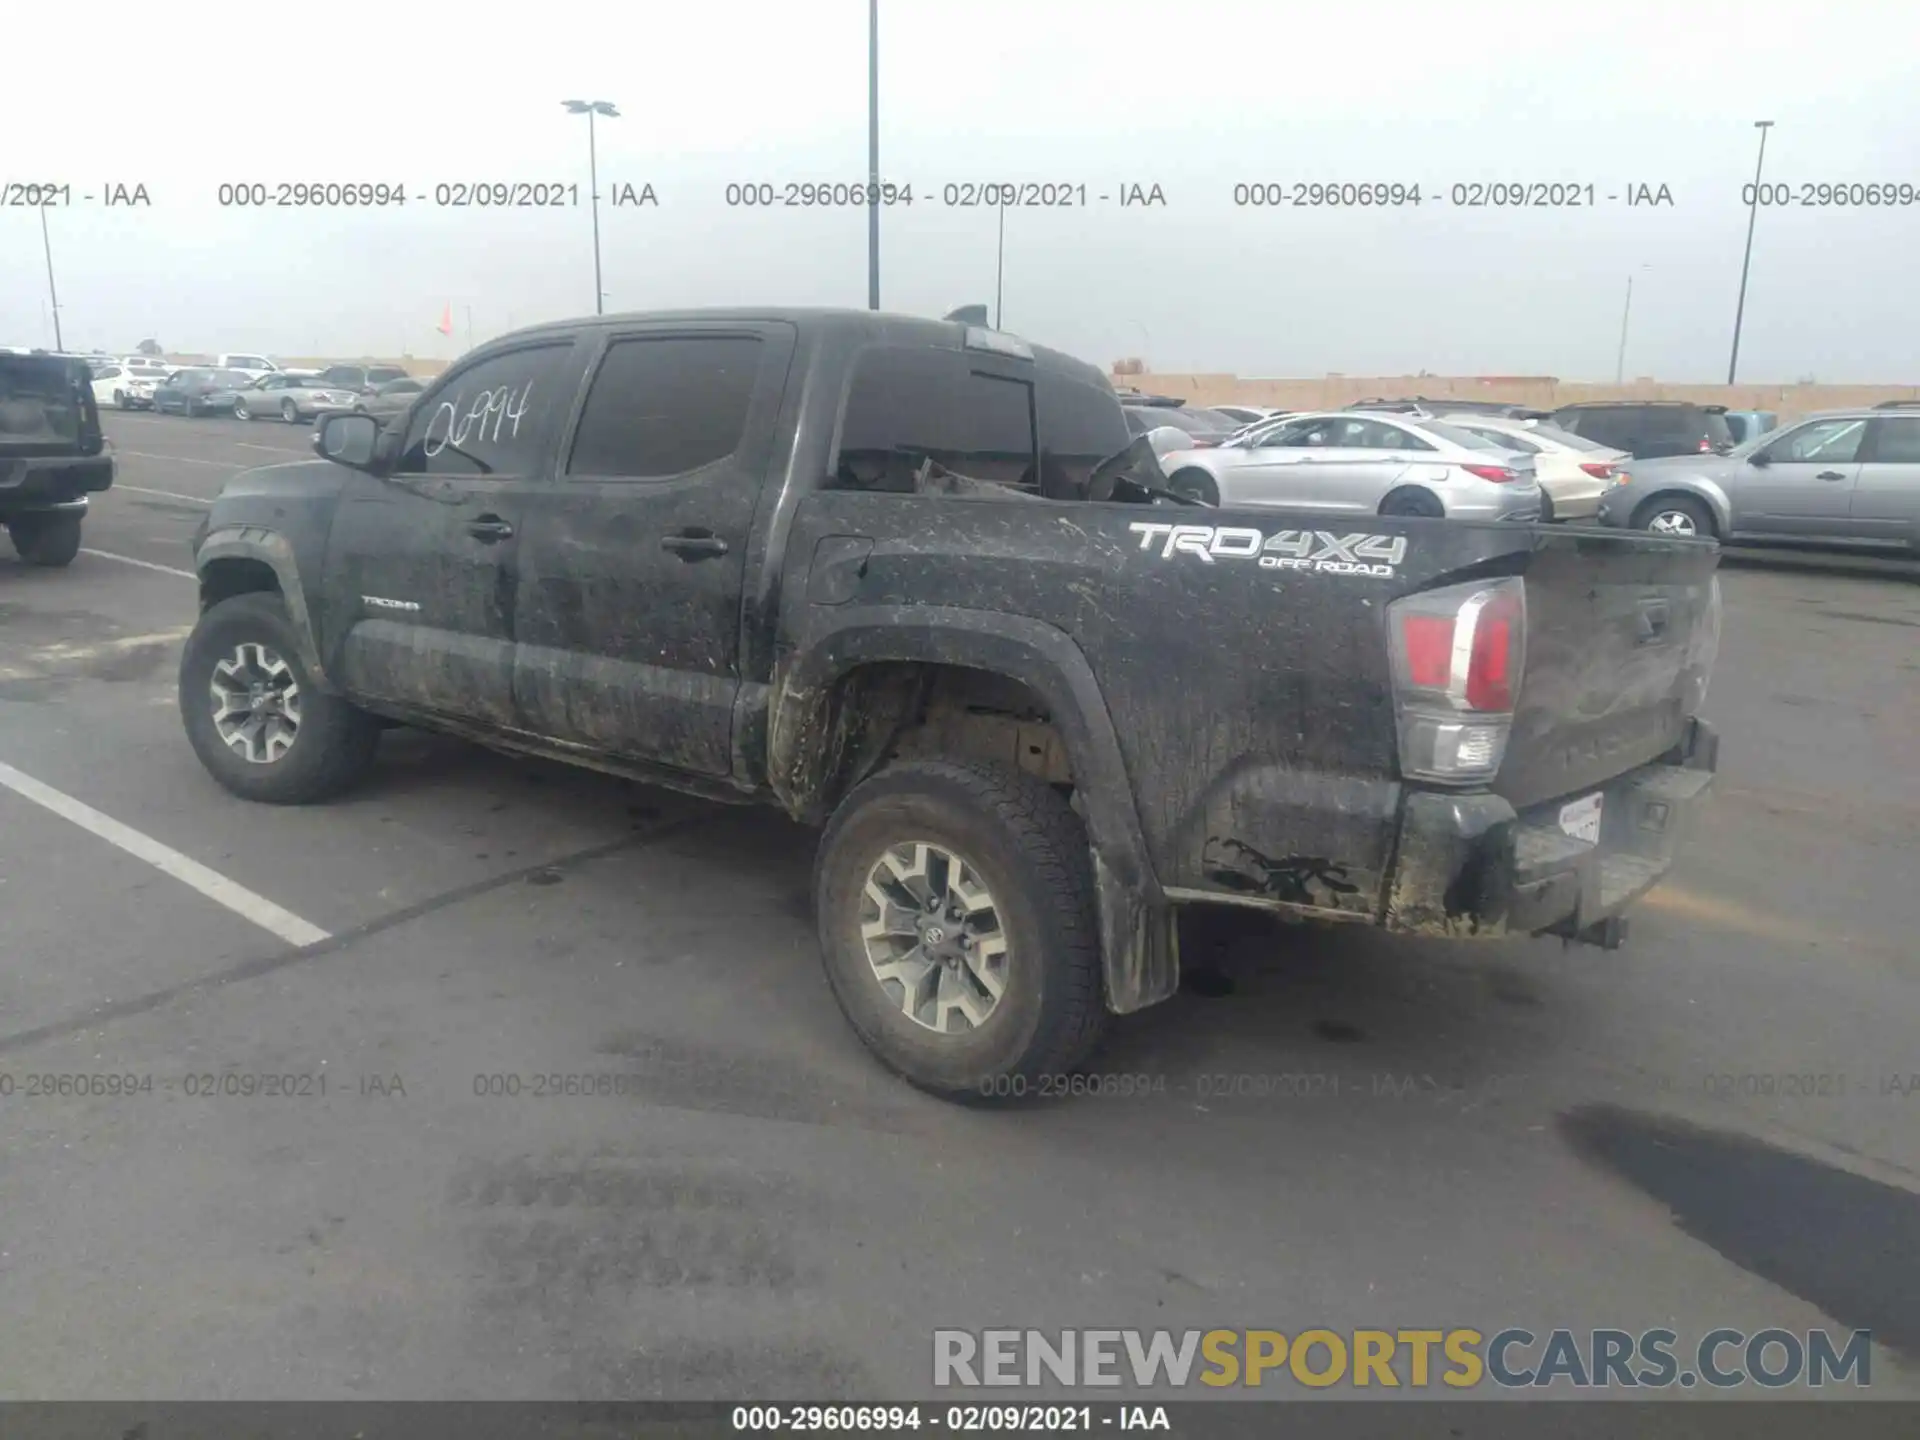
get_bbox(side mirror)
[314,411,382,470]
[1748,449,1771,467]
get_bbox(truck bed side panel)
[778,497,1538,916]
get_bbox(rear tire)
[8,514,82,567]
[282,399,300,424]
[1633,494,1716,540]
[234,398,252,421]
[114,390,130,410]
[1166,468,1220,506]
[179,592,382,804]
[1379,487,1445,518]
[813,759,1108,1099]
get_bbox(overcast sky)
[4,1,1915,381]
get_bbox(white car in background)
[1435,414,1627,522]
[215,352,282,381]
[91,357,176,410]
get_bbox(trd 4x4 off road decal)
[1127,522,1408,578]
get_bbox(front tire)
[114,390,130,410]
[281,398,300,424]
[179,592,382,804]
[813,759,1107,1098]
[1634,494,1716,540]
[8,513,82,567]
[234,398,252,421]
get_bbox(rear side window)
[1700,411,1734,448]
[834,346,1037,492]
[1561,409,1632,447]
[567,335,762,479]
[395,343,573,476]
[1869,416,1920,463]
[1036,372,1128,497]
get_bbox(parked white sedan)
[1435,414,1627,522]
[91,357,176,411]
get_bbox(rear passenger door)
[1850,415,1920,547]
[511,322,797,778]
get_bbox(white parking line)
[0,760,331,948]
[79,548,197,580]
[117,484,211,505]
[236,442,307,455]
[113,450,239,468]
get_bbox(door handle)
[661,530,730,559]
[466,515,514,542]
[1815,471,1849,481]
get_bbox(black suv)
[0,353,113,566]
[1550,402,1735,459]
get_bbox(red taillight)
[1698,437,1713,452]
[1465,590,1521,711]
[1579,462,1615,479]
[1399,614,1455,688]
[1385,579,1527,782]
[1461,464,1520,483]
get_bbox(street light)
[562,99,619,315]
[39,203,64,352]
[867,0,880,310]
[994,198,1005,330]
[1615,264,1651,384]
[1727,119,1774,385]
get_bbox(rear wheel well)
[797,662,1075,821]
[1379,486,1444,518]
[198,556,281,611]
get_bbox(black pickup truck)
[180,308,1721,1097]
[1,353,114,567]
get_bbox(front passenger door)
[319,339,582,731]
[511,322,797,778]
[1732,417,1865,537]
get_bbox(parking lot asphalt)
[1,412,1917,1400]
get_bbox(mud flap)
[1095,850,1180,1013]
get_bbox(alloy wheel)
[209,641,303,764]
[1647,509,1699,537]
[859,841,1009,1033]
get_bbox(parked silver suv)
[1598,407,1920,553]
[1158,411,1543,521]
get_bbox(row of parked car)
[84,355,428,425]
[1119,391,1920,554]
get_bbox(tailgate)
[1497,531,1721,809]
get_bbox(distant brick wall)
[1118,374,1920,422]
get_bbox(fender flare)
[194,525,333,689]
[771,605,1179,1014]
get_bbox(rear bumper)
[1382,717,1718,943]
[0,453,114,515]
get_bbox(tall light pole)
[1727,119,1773,385]
[39,203,64,352]
[994,199,1006,329]
[1615,264,1650,384]
[867,0,880,310]
[562,99,619,315]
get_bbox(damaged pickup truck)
[179,308,1722,1097]
[1,352,114,567]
